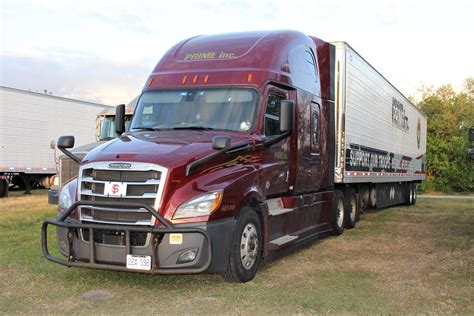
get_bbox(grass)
[0,191,472,314]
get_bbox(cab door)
[261,85,291,197]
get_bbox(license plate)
[126,255,151,271]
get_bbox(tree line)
[416,78,474,193]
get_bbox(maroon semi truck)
[42,30,426,282]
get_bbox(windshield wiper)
[172,126,214,130]
[99,137,114,141]
[132,127,162,131]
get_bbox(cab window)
[265,94,283,136]
[313,111,319,145]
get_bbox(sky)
[0,0,473,105]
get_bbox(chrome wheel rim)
[240,223,258,270]
[337,199,344,228]
[350,196,356,222]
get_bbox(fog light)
[177,248,198,264]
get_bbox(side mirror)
[212,135,231,150]
[57,135,75,149]
[56,135,81,164]
[115,104,126,136]
[280,100,294,133]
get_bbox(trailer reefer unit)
[0,86,113,197]
[41,30,426,282]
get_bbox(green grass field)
[0,191,472,314]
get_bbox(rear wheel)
[412,183,417,205]
[404,183,413,205]
[223,206,262,283]
[344,189,358,229]
[369,186,377,208]
[332,190,345,235]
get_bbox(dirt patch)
[80,289,113,300]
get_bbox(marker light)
[192,75,199,84]
[247,73,253,83]
[147,77,154,87]
[182,75,188,84]
[204,74,209,84]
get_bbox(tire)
[404,183,413,206]
[344,188,357,229]
[223,206,262,283]
[369,186,377,208]
[332,190,345,235]
[411,183,417,205]
[0,179,6,198]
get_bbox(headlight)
[173,191,223,219]
[58,183,73,212]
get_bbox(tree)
[417,78,474,192]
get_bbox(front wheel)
[223,206,262,283]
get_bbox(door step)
[269,234,298,249]
[266,198,294,216]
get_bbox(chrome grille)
[59,155,86,186]
[78,161,168,229]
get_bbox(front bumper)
[41,200,235,274]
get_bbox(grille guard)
[41,200,212,274]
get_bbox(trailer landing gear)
[20,174,33,195]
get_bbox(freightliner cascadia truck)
[42,30,426,282]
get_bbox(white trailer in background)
[0,86,113,197]
[331,42,427,208]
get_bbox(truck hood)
[82,130,253,170]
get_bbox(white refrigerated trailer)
[332,42,427,208]
[0,86,113,197]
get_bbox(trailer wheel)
[223,206,262,283]
[344,189,358,229]
[369,186,377,208]
[332,190,345,235]
[404,183,413,206]
[0,179,7,198]
[411,183,417,205]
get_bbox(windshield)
[99,115,132,140]
[130,88,259,132]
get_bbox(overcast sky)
[1,0,473,105]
